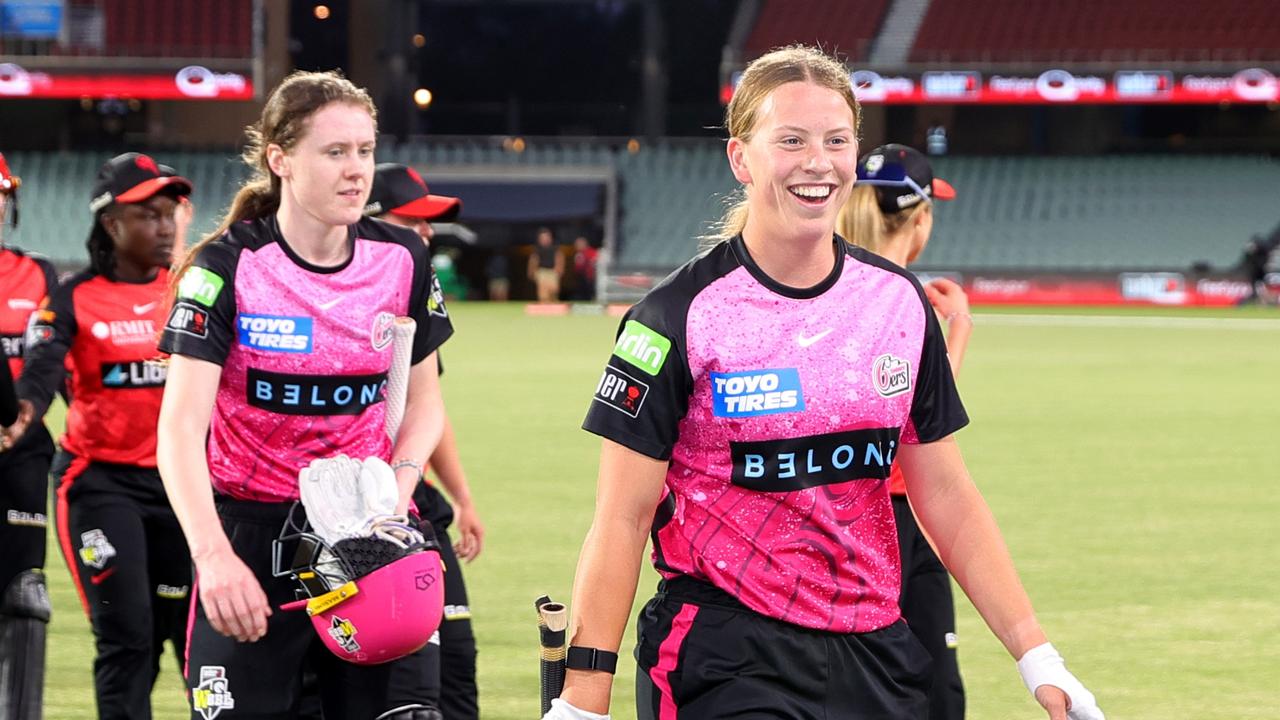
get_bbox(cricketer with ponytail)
[549,46,1105,720]
[156,71,453,720]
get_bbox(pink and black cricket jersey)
[159,216,451,502]
[584,236,967,633]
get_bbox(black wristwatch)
[565,646,618,674]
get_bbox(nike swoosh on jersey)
[133,301,159,315]
[7,298,37,310]
[318,297,343,311]
[797,328,834,347]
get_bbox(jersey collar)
[267,215,358,275]
[730,234,845,300]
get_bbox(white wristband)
[1016,643,1106,720]
[543,698,611,720]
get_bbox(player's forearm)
[908,456,1046,658]
[944,315,972,378]
[16,345,68,421]
[428,416,473,507]
[561,512,651,714]
[156,415,230,560]
[156,356,230,560]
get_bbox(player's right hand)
[453,502,485,562]
[195,546,272,643]
[542,698,611,720]
[923,277,971,320]
[1018,643,1105,720]
[0,399,33,452]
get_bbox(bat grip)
[537,596,569,716]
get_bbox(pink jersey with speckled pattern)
[583,237,966,632]
[160,217,451,502]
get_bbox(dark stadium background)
[3,4,1279,719]
[2,0,1277,305]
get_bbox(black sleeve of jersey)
[17,279,76,421]
[581,300,691,461]
[0,343,15,425]
[158,241,239,365]
[35,257,58,297]
[908,306,969,443]
[33,257,69,405]
[406,241,454,365]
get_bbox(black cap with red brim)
[88,152,192,214]
[86,153,192,259]
[364,163,461,222]
[856,143,956,214]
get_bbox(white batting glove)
[357,456,399,518]
[298,455,364,544]
[542,698,611,720]
[1017,643,1105,720]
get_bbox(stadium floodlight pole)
[535,595,568,716]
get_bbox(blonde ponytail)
[838,184,929,256]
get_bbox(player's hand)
[195,545,272,643]
[452,502,485,562]
[0,399,34,452]
[1035,684,1070,720]
[1019,643,1106,720]
[923,277,970,322]
[542,698,610,720]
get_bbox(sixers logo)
[371,312,395,351]
[872,354,911,398]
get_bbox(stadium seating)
[0,0,254,58]
[7,147,1278,276]
[4,150,248,261]
[921,154,1280,270]
[911,0,1280,64]
[743,0,891,61]
[101,0,254,58]
[382,140,732,270]
[613,143,742,270]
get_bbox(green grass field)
[37,302,1280,719]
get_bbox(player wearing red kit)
[0,150,59,720]
[12,153,194,720]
